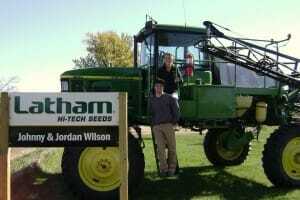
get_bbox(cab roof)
[135,21,207,42]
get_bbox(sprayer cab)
[134,20,213,85]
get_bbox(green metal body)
[180,85,236,120]
[61,68,285,132]
[61,67,146,123]
[179,84,282,126]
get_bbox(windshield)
[139,32,205,69]
[157,32,204,69]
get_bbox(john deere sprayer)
[60,20,300,199]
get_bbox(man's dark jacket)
[157,65,178,94]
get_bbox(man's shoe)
[159,171,168,178]
[167,170,177,177]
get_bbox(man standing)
[149,80,180,177]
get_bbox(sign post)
[119,93,128,200]
[0,92,128,200]
[0,92,10,200]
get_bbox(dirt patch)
[11,163,72,200]
[11,148,72,200]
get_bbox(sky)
[1,0,300,91]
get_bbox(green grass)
[11,126,300,200]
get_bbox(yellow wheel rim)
[282,137,300,180]
[78,147,120,192]
[216,134,244,161]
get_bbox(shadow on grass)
[141,166,293,200]
[12,163,74,200]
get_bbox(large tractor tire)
[262,125,300,187]
[204,129,251,166]
[62,134,145,200]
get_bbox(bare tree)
[0,76,19,92]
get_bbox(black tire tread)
[62,134,145,200]
[262,125,300,187]
[204,129,250,166]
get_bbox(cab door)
[135,34,155,121]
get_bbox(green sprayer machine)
[60,20,300,199]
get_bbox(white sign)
[9,93,119,126]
